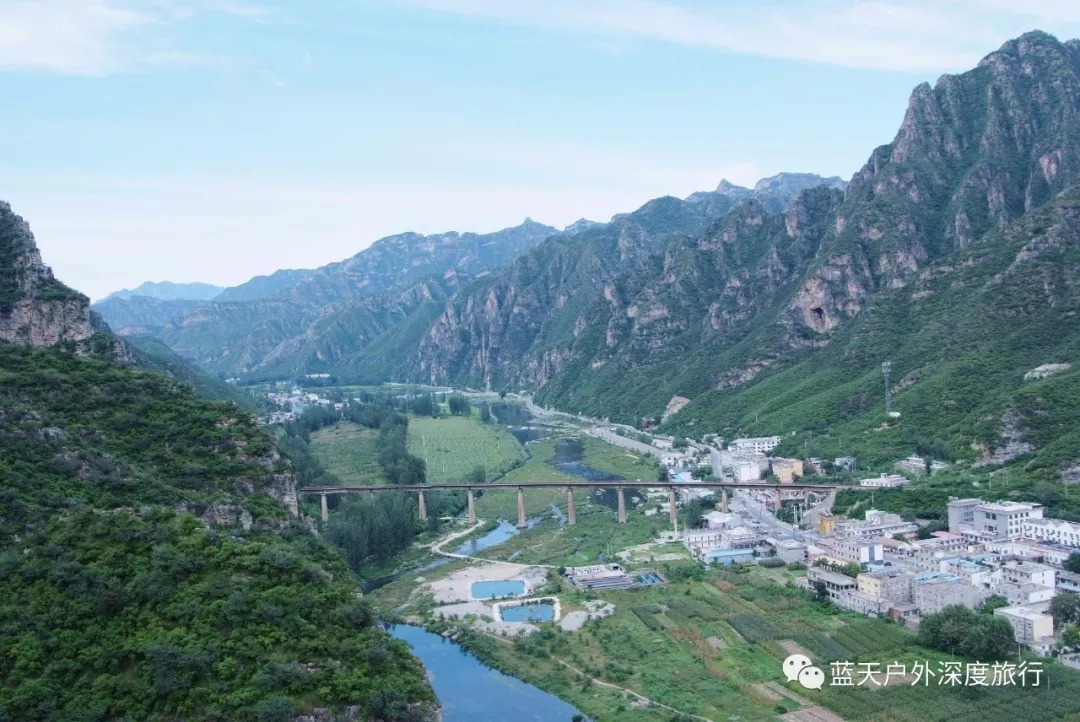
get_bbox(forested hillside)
[0,205,435,721]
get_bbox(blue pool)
[500,603,555,622]
[634,571,666,586]
[471,580,525,599]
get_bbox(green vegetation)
[310,422,388,485]
[406,413,526,483]
[0,344,432,720]
[917,606,1015,660]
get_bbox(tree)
[479,403,492,423]
[978,595,1009,614]
[918,605,1014,660]
[467,465,486,484]
[813,581,829,603]
[499,389,508,399]
[1065,552,1080,574]
[1051,594,1080,629]
[1062,624,1080,651]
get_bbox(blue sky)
[3,1,1080,299]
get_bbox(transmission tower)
[882,361,892,414]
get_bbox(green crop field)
[406,414,527,483]
[309,421,387,484]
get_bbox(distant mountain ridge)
[99,280,224,303]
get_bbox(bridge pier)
[320,493,328,523]
[516,487,527,529]
[669,487,677,525]
[467,488,476,524]
[567,487,576,525]
[721,489,728,514]
[418,490,427,521]
[617,486,626,523]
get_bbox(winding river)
[388,625,582,721]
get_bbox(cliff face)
[407,32,1080,424]
[0,201,120,354]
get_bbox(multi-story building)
[835,509,918,540]
[947,498,982,533]
[766,537,807,564]
[913,572,990,614]
[974,501,1044,538]
[1023,517,1080,548]
[857,569,914,602]
[994,605,1056,654]
[831,538,885,565]
[806,566,857,602]
[683,530,724,555]
[729,436,782,454]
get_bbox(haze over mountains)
[89,31,1080,487]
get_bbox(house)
[857,569,914,603]
[721,526,761,549]
[704,547,755,565]
[947,498,982,533]
[835,509,918,540]
[859,473,910,488]
[974,501,1044,538]
[683,530,725,556]
[729,436,781,454]
[766,537,808,564]
[806,567,857,601]
[995,605,1056,655]
[818,514,836,537]
[834,457,856,472]
[1023,517,1080,548]
[831,538,884,565]
[771,458,804,484]
[702,510,738,529]
[913,572,990,614]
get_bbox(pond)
[500,602,555,622]
[454,520,520,555]
[388,624,582,721]
[471,580,526,599]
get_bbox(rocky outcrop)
[0,201,123,355]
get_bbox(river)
[388,624,583,721]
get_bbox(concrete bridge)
[302,480,845,529]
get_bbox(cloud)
[0,1,150,75]
[388,0,1080,71]
[0,0,269,75]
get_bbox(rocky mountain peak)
[0,201,107,350]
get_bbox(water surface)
[500,602,555,622]
[388,625,582,722]
[472,580,526,598]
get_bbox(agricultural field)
[406,414,526,483]
[372,543,1080,722]
[309,421,387,484]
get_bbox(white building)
[859,473,910,488]
[1023,517,1080,548]
[683,530,725,555]
[728,436,781,454]
[835,509,918,540]
[995,605,1056,654]
[947,498,983,533]
[974,501,1044,538]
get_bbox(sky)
[3,2,1080,300]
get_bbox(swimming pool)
[471,580,526,599]
[634,571,666,586]
[499,603,555,622]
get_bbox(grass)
[373,556,1080,722]
[309,421,388,484]
[406,414,526,483]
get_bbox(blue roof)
[705,548,754,558]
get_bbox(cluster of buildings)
[681,508,807,566]
[260,389,342,425]
[797,498,1080,656]
[707,436,806,485]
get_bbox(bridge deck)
[301,481,844,494]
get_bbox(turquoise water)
[388,625,581,721]
[455,520,520,554]
[471,580,525,598]
[500,602,555,622]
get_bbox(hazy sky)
[4,1,1080,300]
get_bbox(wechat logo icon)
[783,654,825,690]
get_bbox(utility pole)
[882,361,892,414]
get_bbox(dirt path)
[428,520,554,569]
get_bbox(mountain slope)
[0,204,434,720]
[100,280,224,302]
[93,295,208,334]
[154,219,560,377]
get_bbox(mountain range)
[93,31,1080,499]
